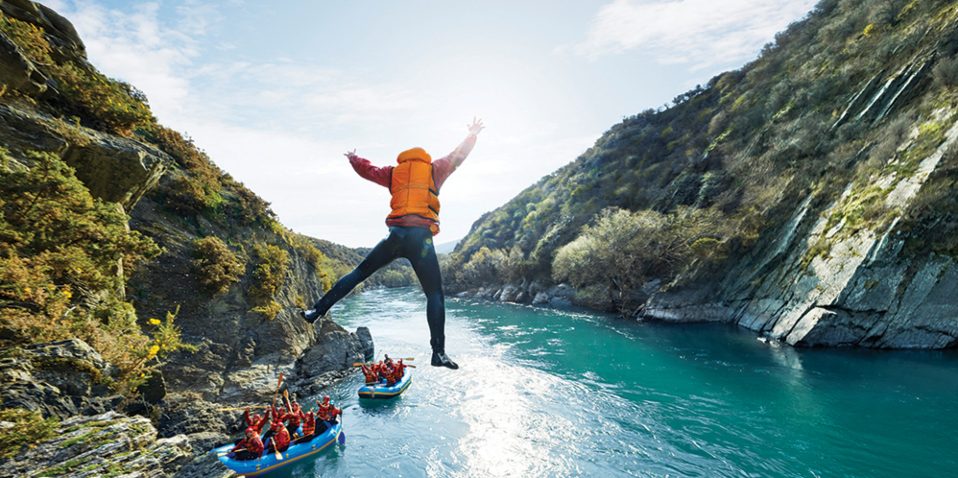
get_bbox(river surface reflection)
[273,287,958,478]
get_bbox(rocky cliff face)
[0,410,199,478]
[0,338,241,477]
[641,69,958,349]
[1,339,123,420]
[128,191,374,403]
[0,102,171,213]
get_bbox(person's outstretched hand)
[344,149,358,160]
[468,117,485,135]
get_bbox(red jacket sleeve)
[348,154,393,189]
[431,133,477,191]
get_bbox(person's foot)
[300,309,322,323]
[431,351,459,370]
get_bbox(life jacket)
[246,435,265,455]
[270,423,290,450]
[271,405,287,423]
[389,148,440,222]
[302,412,315,436]
[362,366,377,384]
[286,408,302,431]
[247,409,270,434]
[231,437,249,453]
[318,403,332,421]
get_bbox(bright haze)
[43,0,817,247]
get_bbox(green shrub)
[146,306,197,359]
[553,207,724,312]
[378,269,416,288]
[191,236,244,294]
[145,125,275,227]
[249,244,289,302]
[0,408,58,458]
[456,247,506,287]
[250,300,282,320]
[289,234,326,271]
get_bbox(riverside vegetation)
[444,0,958,349]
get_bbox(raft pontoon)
[212,422,341,477]
[358,369,412,399]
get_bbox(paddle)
[217,447,245,456]
[270,373,285,461]
[217,406,268,412]
[337,394,346,445]
[271,373,284,410]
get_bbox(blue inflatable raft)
[358,369,412,399]
[211,422,341,477]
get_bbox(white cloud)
[573,0,818,69]
[47,1,198,123]
[36,1,613,246]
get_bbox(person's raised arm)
[451,117,484,168]
[345,149,392,188]
[432,117,484,189]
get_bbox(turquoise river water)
[275,287,958,478]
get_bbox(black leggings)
[311,226,446,353]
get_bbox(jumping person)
[301,118,486,370]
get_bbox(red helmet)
[245,427,255,436]
[270,421,283,430]
[252,414,261,422]
[323,396,330,402]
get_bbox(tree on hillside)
[552,207,717,312]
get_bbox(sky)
[42,0,819,248]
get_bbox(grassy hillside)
[445,0,958,313]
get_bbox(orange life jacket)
[302,412,315,436]
[389,148,440,222]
